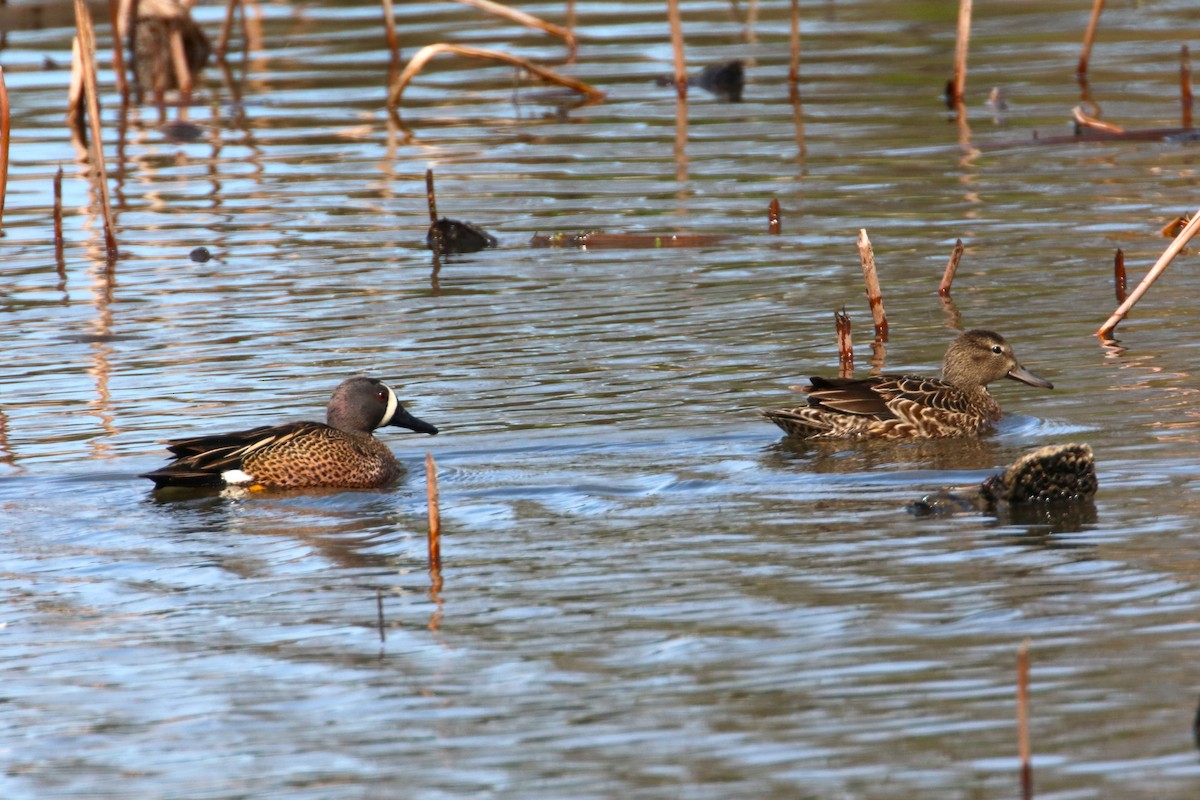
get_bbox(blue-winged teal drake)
[763,330,1053,440]
[142,377,438,490]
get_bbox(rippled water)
[1,0,1200,796]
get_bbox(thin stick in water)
[1113,248,1126,303]
[768,198,780,235]
[856,229,888,342]
[939,238,964,296]
[1017,638,1032,800]
[787,0,800,85]
[1098,206,1200,339]
[426,450,441,571]
[1182,45,1193,129]
[666,0,687,97]
[450,0,576,53]
[376,587,386,643]
[1078,0,1105,76]
[73,0,118,257]
[425,168,438,224]
[949,0,972,104]
[53,165,65,256]
[0,66,9,233]
[835,307,853,379]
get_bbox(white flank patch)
[222,469,256,485]
[383,385,399,427]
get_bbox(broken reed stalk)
[53,165,64,255]
[106,0,128,98]
[768,198,780,235]
[835,307,853,379]
[1017,639,1032,800]
[0,66,8,233]
[216,0,240,59]
[168,28,193,99]
[1073,105,1123,134]
[1077,0,1105,76]
[939,238,965,296]
[949,0,972,104]
[1182,45,1194,129]
[375,587,386,643]
[426,450,441,571]
[73,0,118,257]
[856,229,888,342]
[666,0,687,97]
[787,0,800,85]
[424,168,438,224]
[1098,206,1200,338]
[1113,248,1126,303]
[387,44,605,109]
[380,0,401,79]
[450,0,576,53]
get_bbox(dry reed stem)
[73,0,118,256]
[1017,639,1032,800]
[1113,248,1126,303]
[216,0,239,59]
[68,38,86,137]
[450,0,576,54]
[835,307,853,379]
[53,166,65,254]
[949,0,972,104]
[106,0,128,97]
[1072,105,1123,134]
[856,229,888,342]
[1078,0,1105,76]
[1098,207,1200,338]
[1182,45,1193,129]
[939,238,965,296]
[424,168,438,224]
[787,0,800,85]
[380,0,401,79]
[375,587,386,643]
[666,0,687,97]
[0,67,8,233]
[768,198,780,234]
[388,43,605,109]
[426,450,441,571]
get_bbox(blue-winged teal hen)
[142,377,438,489]
[763,330,1053,440]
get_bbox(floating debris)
[189,246,212,262]
[427,218,497,254]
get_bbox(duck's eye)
[991,345,1003,354]
[377,390,388,403]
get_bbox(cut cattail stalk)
[450,0,576,54]
[375,587,386,643]
[425,168,438,224]
[835,307,853,379]
[787,0,800,85]
[426,450,441,571]
[768,198,780,234]
[1113,248,1126,303]
[1017,639,1032,800]
[949,0,972,105]
[1098,207,1200,339]
[381,0,401,80]
[857,229,888,342]
[388,43,605,109]
[1072,105,1123,134]
[0,66,9,233]
[666,0,686,97]
[73,0,118,257]
[1182,45,1194,129]
[1078,0,1105,76]
[939,238,965,296]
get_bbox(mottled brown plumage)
[763,330,1053,440]
[142,377,438,490]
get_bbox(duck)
[762,329,1053,440]
[142,376,438,490]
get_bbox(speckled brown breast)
[243,427,401,489]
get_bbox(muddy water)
[1,0,1199,797]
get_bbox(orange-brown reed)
[768,198,781,235]
[426,450,441,572]
[939,238,965,296]
[856,229,888,342]
[787,0,801,85]
[835,307,853,379]
[949,0,972,105]
[73,0,118,257]
[1078,0,1105,76]
[1182,45,1193,129]
[425,168,439,224]
[216,0,244,60]
[381,0,401,80]
[1017,639,1032,800]
[1113,248,1126,303]
[666,0,686,96]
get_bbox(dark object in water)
[908,443,1097,516]
[655,60,745,102]
[133,0,212,95]
[160,120,205,142]
[189,246,211,263]
[426,218,497,254]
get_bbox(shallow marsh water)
[1,0,1200,796]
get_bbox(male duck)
[142,376,438,489]
[762,329,1053,440]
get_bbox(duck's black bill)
[390,406,439,435]
[1006,365,1054,390]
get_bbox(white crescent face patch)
[382,385,399,427]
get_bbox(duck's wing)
[143,421,324,488]
[807,375,972,417]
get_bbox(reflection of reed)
[0,407,18,470]
[85,250,120,459]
